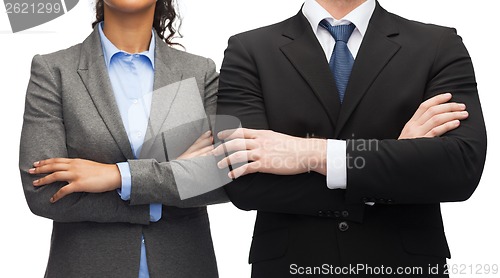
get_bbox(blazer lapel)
[334,3,401,137]
[147,35,183,137]
[77,27,135,159]
[140,34,183,159]
[280,12,342,129]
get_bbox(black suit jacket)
[217,3,486,277]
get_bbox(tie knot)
[319,20,356,43]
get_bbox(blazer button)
[341,211,349,218]
[338,221,349,232]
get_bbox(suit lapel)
[147,35,183,137]
[140,34,183,159]
[77,27,135,159]
[280,12,342,129]
[334,3,401,137]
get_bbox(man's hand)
[399,93,468,139]
[30,158,121,203]
[213,128,327,179]
[214,93,468,179]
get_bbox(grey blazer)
[19,26,228,278]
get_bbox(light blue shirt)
[98,22,161,278]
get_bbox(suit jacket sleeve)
[218,29,486,214]
[345,28,487,204]
[19,55,150,224]
[218,35,362,216]
[128,58,229,208]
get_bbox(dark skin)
[31,0,468,201]
[32,95,466,200]
[29,0,214,203]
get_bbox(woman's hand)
[30,158,121,203]
[177,130,214,160]
[399,93,469,139]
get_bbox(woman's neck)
[102,5,155,53]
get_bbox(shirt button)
[338,221,349,232]
[142,238,145,244]
[137,132,142,137]
[133,99,138,104]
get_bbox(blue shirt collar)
[97,21,155,69]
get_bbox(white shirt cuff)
[116,162,131,201]
[326,139,347,189]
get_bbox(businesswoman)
[19,0,227,277]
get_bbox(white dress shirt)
[302,0,376,189]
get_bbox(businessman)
[215,0,487,277]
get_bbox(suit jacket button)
[318,211,325,217]
[341,211,349,218]
[338,221,349,232]
[334,211,341,218]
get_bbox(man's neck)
[102,5,155,53]
[316,0,367,19]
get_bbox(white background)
[1,0,499,277]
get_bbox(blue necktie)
[319,20,356,103]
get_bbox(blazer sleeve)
[127,58,229,208]
[345,28,487,204]
[217,28,487,215]
[217,35,360,216]
[19,55,150,224]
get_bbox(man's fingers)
[50,184,77,203]
[217,150,253,169]
[33,171,73,186]
[417,102,466,125]
[229,162,260,179]
[213,139,256,156]
[212,144,225,156]
[217,128,259,141]
[217,128,244,140]
[424,120,461,138]
[421,111,469,134]
[410,93,452,122]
